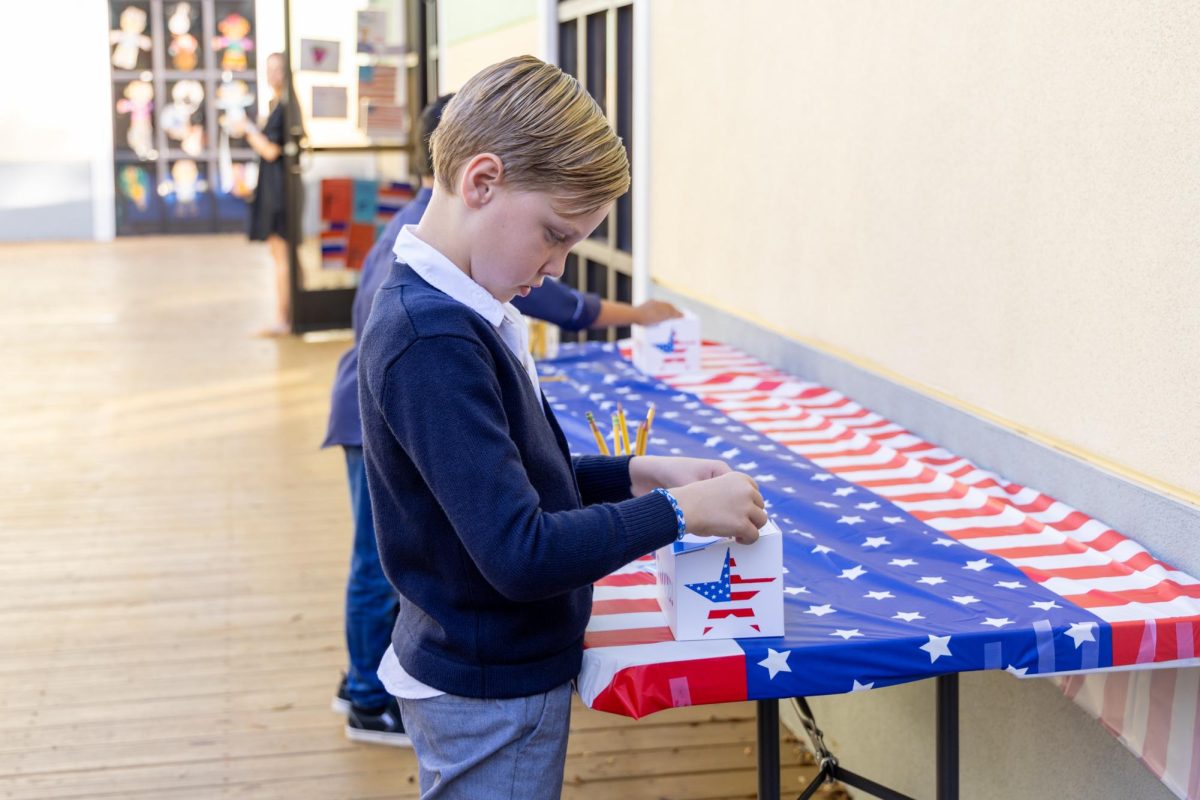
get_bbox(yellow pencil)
[634,423,647,456]
[611,413,623,455]
[618,404,631,456]
[586,411,610,455]
[636,404,655,455]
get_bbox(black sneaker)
[330,673,351,714]
[346,697,412,748]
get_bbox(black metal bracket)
[757,674,959,800]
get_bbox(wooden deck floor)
[0,236,838,799]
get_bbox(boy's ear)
[459,153,504,210]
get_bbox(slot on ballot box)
[655,520,783,641]
[631,311,701,374]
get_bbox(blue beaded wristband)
[652,488,687,540]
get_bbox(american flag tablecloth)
[537,341,1200,800]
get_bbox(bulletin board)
[109,0,260,235]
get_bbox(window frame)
[552,0,637,342]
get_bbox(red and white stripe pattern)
[1062,668,1200,800]
[603,341,1200,799]
[583,556,749,718]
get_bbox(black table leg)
[758,698,781,800]
[936,674,959,800]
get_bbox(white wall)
[0,1,114,240]
[647,2,1200,502]
[436,0,539,93]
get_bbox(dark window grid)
[585,258,610,342]
[561,252,584,344]
[615,4,633,253]
[557,2,635,343]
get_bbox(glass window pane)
[615,270,632,340]
[615,5,633,253]
[585,259,609,341]
[586,13,606,113]
[558,20,577,79]
[562,252,580,290]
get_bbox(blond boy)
[358,56,765,798]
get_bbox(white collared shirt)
[393,225,541,398]
[377,225,543,701]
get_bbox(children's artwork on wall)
[213,13,254,72]
[161,159,209,219]
[215,78,254,207]
[351,180,379,224]
[214,161,254,226]
[346,223,376,270]
[311,86,348,119]
[118,165,152,211]
[167,2,199,71]
[111,6,152,70]
[357,65,398,104]
[362,102,407,140]
[319,179,352,269]
[321,178,352,222]
[116,80,156,159]
[356,10,387,54]
[228,162,258,200]
[376,181,415,229]
[317,179,412,269]
[116,164,162,231]
[215,78,254,137]
[108,0,257,235]
[216,133,258,197]
[161,80,205,156]
[300,39,340,73]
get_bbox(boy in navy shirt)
[325,95,682,745]
[358,56,765,798]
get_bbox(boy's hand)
[633,300,683,326]
[629,455,730,497]
[671,472,767,545]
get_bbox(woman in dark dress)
[244,53,291,336]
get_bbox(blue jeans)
[397,682,572,799]
[343,446,399,709]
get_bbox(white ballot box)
[631,311,701,375]
[655,519,784,641]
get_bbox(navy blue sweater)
[358,262,680,699]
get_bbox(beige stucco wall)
[438,0,540,93]
[647,1,1200,501]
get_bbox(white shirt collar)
[391,225,542,399]
[392,224,508,328]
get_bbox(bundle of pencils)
[586,403,656,456]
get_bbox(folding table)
[538,342,1200,800]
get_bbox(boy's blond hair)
[430,55,630,217]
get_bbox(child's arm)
[571,454,636,505]
[375,336,680,602]
[591,299,682,328]
[511,277,599,331]
[570,454,731,507]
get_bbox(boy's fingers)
[750,507,768,528]
[733,471,757,489]
[736,523,760,545]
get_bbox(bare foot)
[255,322,291,338]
